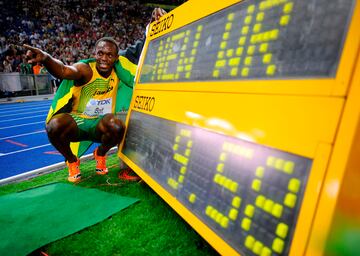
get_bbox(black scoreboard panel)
[122,111,312,256]
[140,0,354,83]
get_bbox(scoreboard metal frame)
[118,0,360,255]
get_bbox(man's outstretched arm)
[23,44,90,83]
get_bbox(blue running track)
[0,100,97,180]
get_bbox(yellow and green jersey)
[71,62,120,118]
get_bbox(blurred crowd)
[0,0,184,73]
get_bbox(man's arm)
[23,44,91,84]
[119,8,167,64]
[119,39,145,65]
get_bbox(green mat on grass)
[0,183,138,256]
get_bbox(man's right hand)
[23,44,49,64]
[150,8,167,23]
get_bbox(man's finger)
[15,45,25,51]
[23,44,37,51]
[154,8,166,20]
[27,58,37,64]
[160,8,167,16]
[150,7,167,23]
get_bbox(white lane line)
[0,144,51,156]
[0,130,45,140]
[0,106,49,115]
[0,103,51,111]
[0,121,44,130]
[0,114,47,123]
[0,109,48,118]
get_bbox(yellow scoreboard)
[118,0,360,255]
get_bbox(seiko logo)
[134,96,155,112]
[149,14,174,37]
[93,86,113,96]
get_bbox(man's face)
[95,41,118,76]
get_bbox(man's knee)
[46,116,62,136]
[99,114,125,139]
[46,114,77,138]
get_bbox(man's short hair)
[95,37,119,53]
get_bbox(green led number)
[168,129,193,190]
[243,164,275,255]
[205,142,254,229]
[213,12,239,78]
[152,25,203,81]
[212,0,294,78]
[242,154,299,255]
[203,139,300,255]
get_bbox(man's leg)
[94,113,125,155]
[46,113,79,163]
[92,113,125,174]
[93,114,140,181]
[46,113,81,182]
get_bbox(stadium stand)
[0,0,185,73]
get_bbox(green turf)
[0,154,219,256]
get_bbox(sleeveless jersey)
[71,62,120,118]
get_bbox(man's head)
[94,37,119,77]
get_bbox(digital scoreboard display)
[122,111,312,256]
[119,0,359,255]
[140,0,354,82]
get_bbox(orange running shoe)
[118,168,141,182]
[94,148,108,175]
[66,158,81,182]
